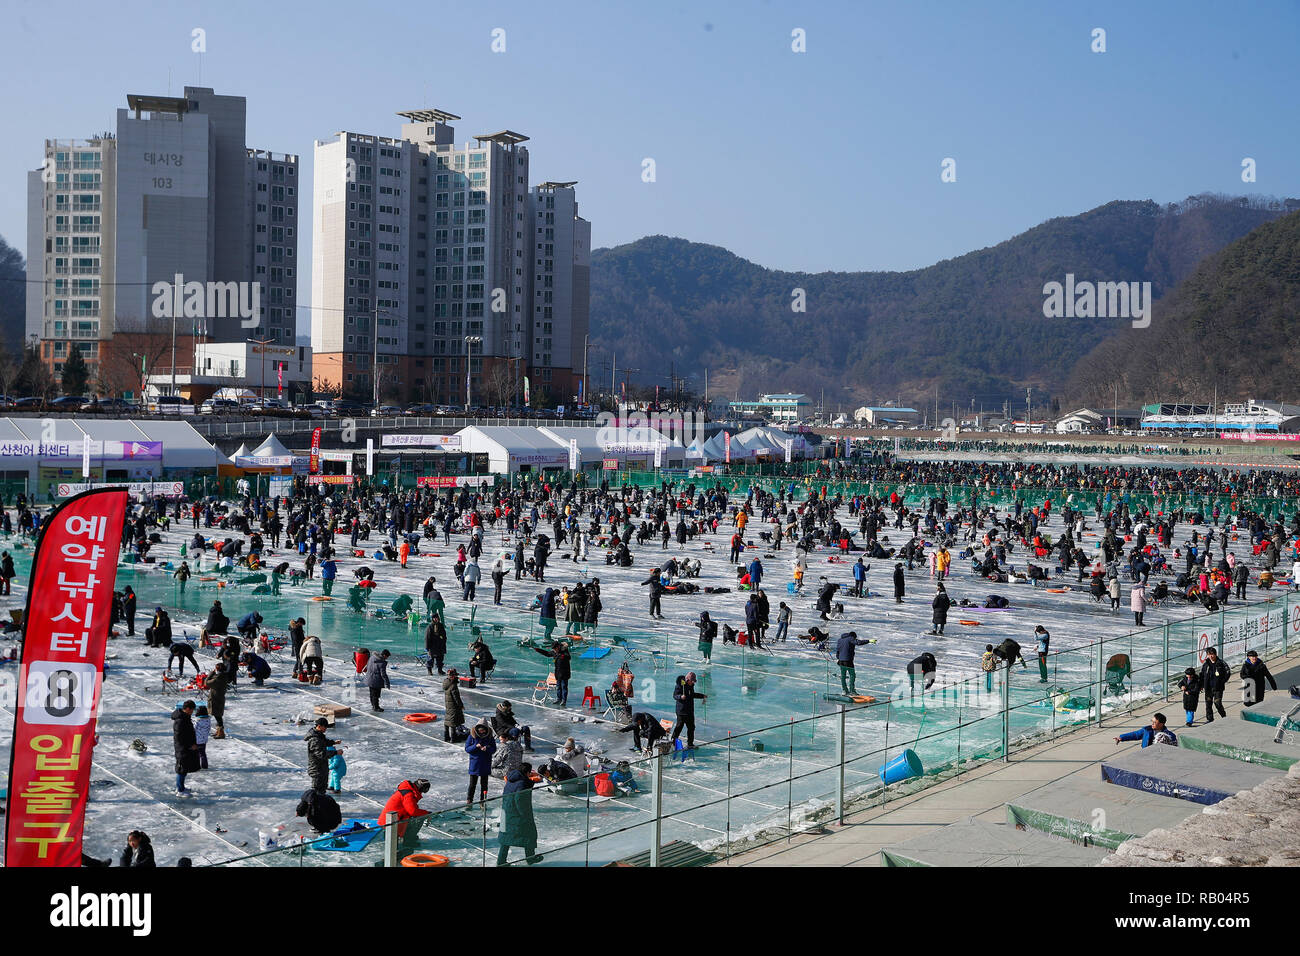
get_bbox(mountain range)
[588,194,1300,412]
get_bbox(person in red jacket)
[380,778,431,847]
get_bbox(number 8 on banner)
[24,662,99,725]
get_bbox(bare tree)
[101,314,175,398]
[313,374,341,402]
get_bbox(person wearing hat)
[927,583,951,635]
[304,717,341,794]
[491,700,532,751]
[173,700,201,796]
[239,651,272,686]
[1199,647,1231,723]
[465,722,498,807]
[363,648,391,711]
[671,672,707,750]
[834,631,875,696]
[288,617,307,678]
[442,668,466,741]
[380,778,431,850]
[424,613,448,675]
[1177,667,1201,726]
[1239,649,1278,707]
[497,764,541,866]
[492,726,525,779]
[893,562,905,603]
[1033,626,1050,683]
[0,549,14,595]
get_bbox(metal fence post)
[1162,624,1170,702]
[835,704,846,826]
[649,752,663,867]
[383,821,398,867]
[1096,638,1106,729]
[1001,663,1011,761]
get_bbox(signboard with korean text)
[57,481,184,499]
[381,434,463,450]
[4,488,127,866]
[416,475,496,488]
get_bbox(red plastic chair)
[581,685,601,709]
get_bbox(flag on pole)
[4,488,128,866]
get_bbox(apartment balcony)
[71,223,101,233]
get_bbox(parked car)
[403,403,435,416]
[49,395,88,409]
[13,396,46,411]
[371,404,402,417]
[0,395,16,409]
[81,398,135,414]
[255,398,289,412]
[307,404,331,419]
[332,399,368,416]
[149,395,196,415]
[199,398,240,415]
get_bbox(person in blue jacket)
[1113,713,1178,748]
[320,556,338,596]
[239,651,271,686]
[236,611,263,644]
[747,557,763,590]
[538,587,558,642]
[852,556,868,597]
[835,631,876,695]
[465,721,498,808]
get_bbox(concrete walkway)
[717,647,1300,866]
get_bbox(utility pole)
[371,304,384,407]
[251,336,274,402]
[464,335,482,412]
[1026,387,1032,426]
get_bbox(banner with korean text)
[4,488,128,866]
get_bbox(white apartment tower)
[27,87,297,389]
[312,108,589,406]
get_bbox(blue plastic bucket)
[787,582,798,594]
[879,748,923,784]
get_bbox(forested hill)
[1065,208,1300,407]
[589,195,1298,407]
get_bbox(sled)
[316,819,384,853]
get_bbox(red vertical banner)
[278,362,284,396]
[5,488,127,866]
[310,427,322,475]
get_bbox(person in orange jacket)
[380,778,431,844]
[399,540,411,568]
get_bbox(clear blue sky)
[4,0,1298,333]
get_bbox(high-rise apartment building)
[27,87,297,390]
[312,108,589,407]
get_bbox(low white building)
[146,340,313,402]
[456,426,570,476]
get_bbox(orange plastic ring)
[311,596,332,602]
[403,712,438,723]
[959,620,981,626]
[1045,588,1070,593]
[401,853,449,867]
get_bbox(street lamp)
[464,335,482,413]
